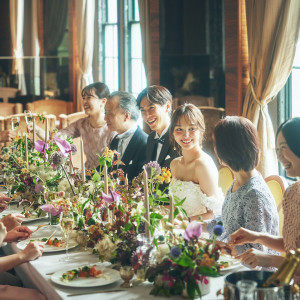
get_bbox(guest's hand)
[0,130,16,143]
[4,226,32,243]
[228,227,259,246]
[0,222,7,245]
[235,248,272,269]
[20,242,44,262]
[1,213,24,231]
[0,194,10,212]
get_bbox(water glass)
[24,110,33,125]
[237,280,257,300]
[10,116,20,131]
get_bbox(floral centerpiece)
[145,221,222,300]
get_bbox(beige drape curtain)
[75,0,95,111]
[243,0,300,177]
[138,0,152,85]
[10,0,27,95]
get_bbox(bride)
[169,103,223,220]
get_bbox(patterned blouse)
[208,174,279,255]
[282,181,300,284]
[60,117,116,169]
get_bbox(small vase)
[49,214,59,225]
[136,266,147,282]
[198,276,210,296]
[120,266,134,288]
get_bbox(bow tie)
[154,137,165,144]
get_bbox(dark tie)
[152,134,166,161]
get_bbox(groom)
[136,85,178,169]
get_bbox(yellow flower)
[160,168,172,183]
[102,147,114,159]
[21,168,29,174]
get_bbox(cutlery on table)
[67,289,123,297]
[44,230,57,244]
[32,224,48,233]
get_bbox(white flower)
[95,235,116,261]
[131,201,144,216]
[153,244,170,263]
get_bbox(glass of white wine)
[24,110,33,125]
[59,211,74,262]
[10,116,20,131]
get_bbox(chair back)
[0,87,20,103]
[218,166,234,195]
[26,99,73,120]
[0,102,23,116]
[198,106,225,164]
[59,111,87,169]
[265,175,288,235]
[173,95,215,110]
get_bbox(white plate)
[17,237,78,253]
[3,210,48,223]
[51,266,121,287]
[218,255,241,272]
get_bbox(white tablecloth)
[1,208,245,300]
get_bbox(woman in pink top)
[32,82,116,169]
[228,118,300,283]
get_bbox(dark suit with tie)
[110,126,148,181]
[146,130,179,169]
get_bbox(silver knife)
[67,289,123,297]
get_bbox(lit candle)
[104,163,108,194]
[33,117,36,147]
[45,118,48,142]
[25,135,29,169]
[80,138,85,182]
[169,192,174,224]
[143,167,150,238]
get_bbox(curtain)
[138,0,152,85]
[243,0,300,177]
[10,0,26,95]
[75,0,95,111]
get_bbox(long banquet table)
[1,206,246,300]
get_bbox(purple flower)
[184,221,202,241]
[102,190,121,204]
[34,183,43,194]
[34,141,48,154]
[53,137,71,157]
[213,225,224,236]
[40,204,62,217]
[170,246,182,259]
[51,152,65,167]
[143,161,161,176]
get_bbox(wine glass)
[59,211,74,262]
[10,116,20,131]
[3,172,15,209]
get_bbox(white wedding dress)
[169,178,223,218]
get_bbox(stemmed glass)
[59,211,74,262]
[10,116,20,131]
[24,110,33,125]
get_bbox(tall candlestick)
[69,153,73,174]
[33,117,36,147]
[143,167,150,238]
[25,135,29,169]
[104,163,108,194]
[125,174,128,186]
[169,193,174,224]
[45,118,48,142]
[80,138,85,182]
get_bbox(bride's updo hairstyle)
[213,116,260,172]
[170,103,205,154]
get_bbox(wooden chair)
[265,175,288,235]
[218,166,234,196]
[199,106,225,165]
[2,113,56,147]
[173,95,215,110]
[0,87,20,103]
[0,102,23,117]
[26,99,73,122]
[59,111,87,169]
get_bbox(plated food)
[51,265,121,287]
[217,255,241,271]
[17,237,78,253]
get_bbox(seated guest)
[0,130,16,143]
[0,194,10,213]
[0,223,46,299]
[169,104,223,220]
[206,116,279,256]
[104,91,148,181]
[30,82,116,169]
[229,118,300,282]
[136,85,178,169]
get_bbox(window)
[291,39,300,117]
[99,0,146,95]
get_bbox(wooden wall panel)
[224,0,249,116]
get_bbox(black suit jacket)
[110,126,148,181]
[146,130,179,169]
